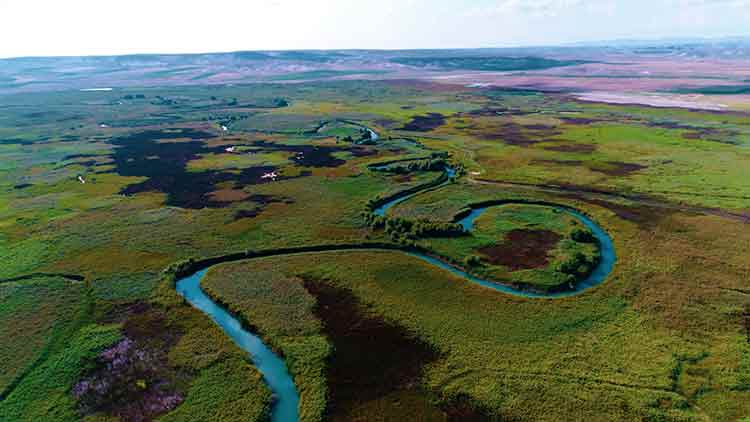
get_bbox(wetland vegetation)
[1,70,750,422]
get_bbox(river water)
[174,166,616,421]
[176,270,300,422]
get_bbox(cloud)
[0,0,748,57]
[464,0,589,18]
[672,0,750,6]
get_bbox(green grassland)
[196,249,715,421]
[411,90,750,209]
[201,262,328,422]
[0,79,748,421]
[0,276,88,396]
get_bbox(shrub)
[556,252,591,276]
[370,215,464,241]
[570,228,596,243]
[464,256,482,267]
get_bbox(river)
[175,165,616,421]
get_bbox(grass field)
[0,78,748,421]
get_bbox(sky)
[1,0,749,58]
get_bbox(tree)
[571,228,596,243]
[464,255,482,267]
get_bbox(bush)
[369,215,464,241]
[372,159,448,174]
[556,252,592,276]
[570,228,596,243]
[162,258,196,277]
[464,256,482,267]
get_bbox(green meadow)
[0,79,748,421]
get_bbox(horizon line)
[2,34,749,61]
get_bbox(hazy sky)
[1,0,749,58]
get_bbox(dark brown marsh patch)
[98,301,152,324]
[559,192,669,229]
[348,146,378,157]
[479,229,562,271]
[645,120,740,144]
[60,159,99,169]
[374,118,398,128]
[110,128,241,208]
[442,394,500,422]
[533,159,585,168]
[681,128,739,144]
[303,277,475,421]
[64,153,102,160]
[474,122,561,147]
[383,79,467,93]
[532,159,647,177]
[646,120,705,131]
[106,128,357,208]
[232,194,294,221]
[464,107,537,117]
[541,142,597,153]
[250,140,349,167]
[559,116,601,125]
[593,161,648,177]
[523,123,558,131]
[400,113,446,132]
[208,188,250,203]
[75,304,186,422]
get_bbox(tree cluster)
[341,128,376,145]
[555,251,600,279]
[570,228,596,243]
[201,114,250,124]
[161,258,196,278]
[464,255,482,267]
[373,158,448,174]
[151,96,177,105]
[363,213,465,241]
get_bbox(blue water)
[176,270,300,422]
[373,194,413,217]
[373,167,456,217]
[367,128,379,141]
[457,208,485,231]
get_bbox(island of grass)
[421,204,601,293]
[317,120,377,144]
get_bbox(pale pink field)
[425,55,750,110]
[4,52,750,113]
[572,92,729,111]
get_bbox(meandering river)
[176,270,300,422]
[174,124,382,421]
[175,164,616,422]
